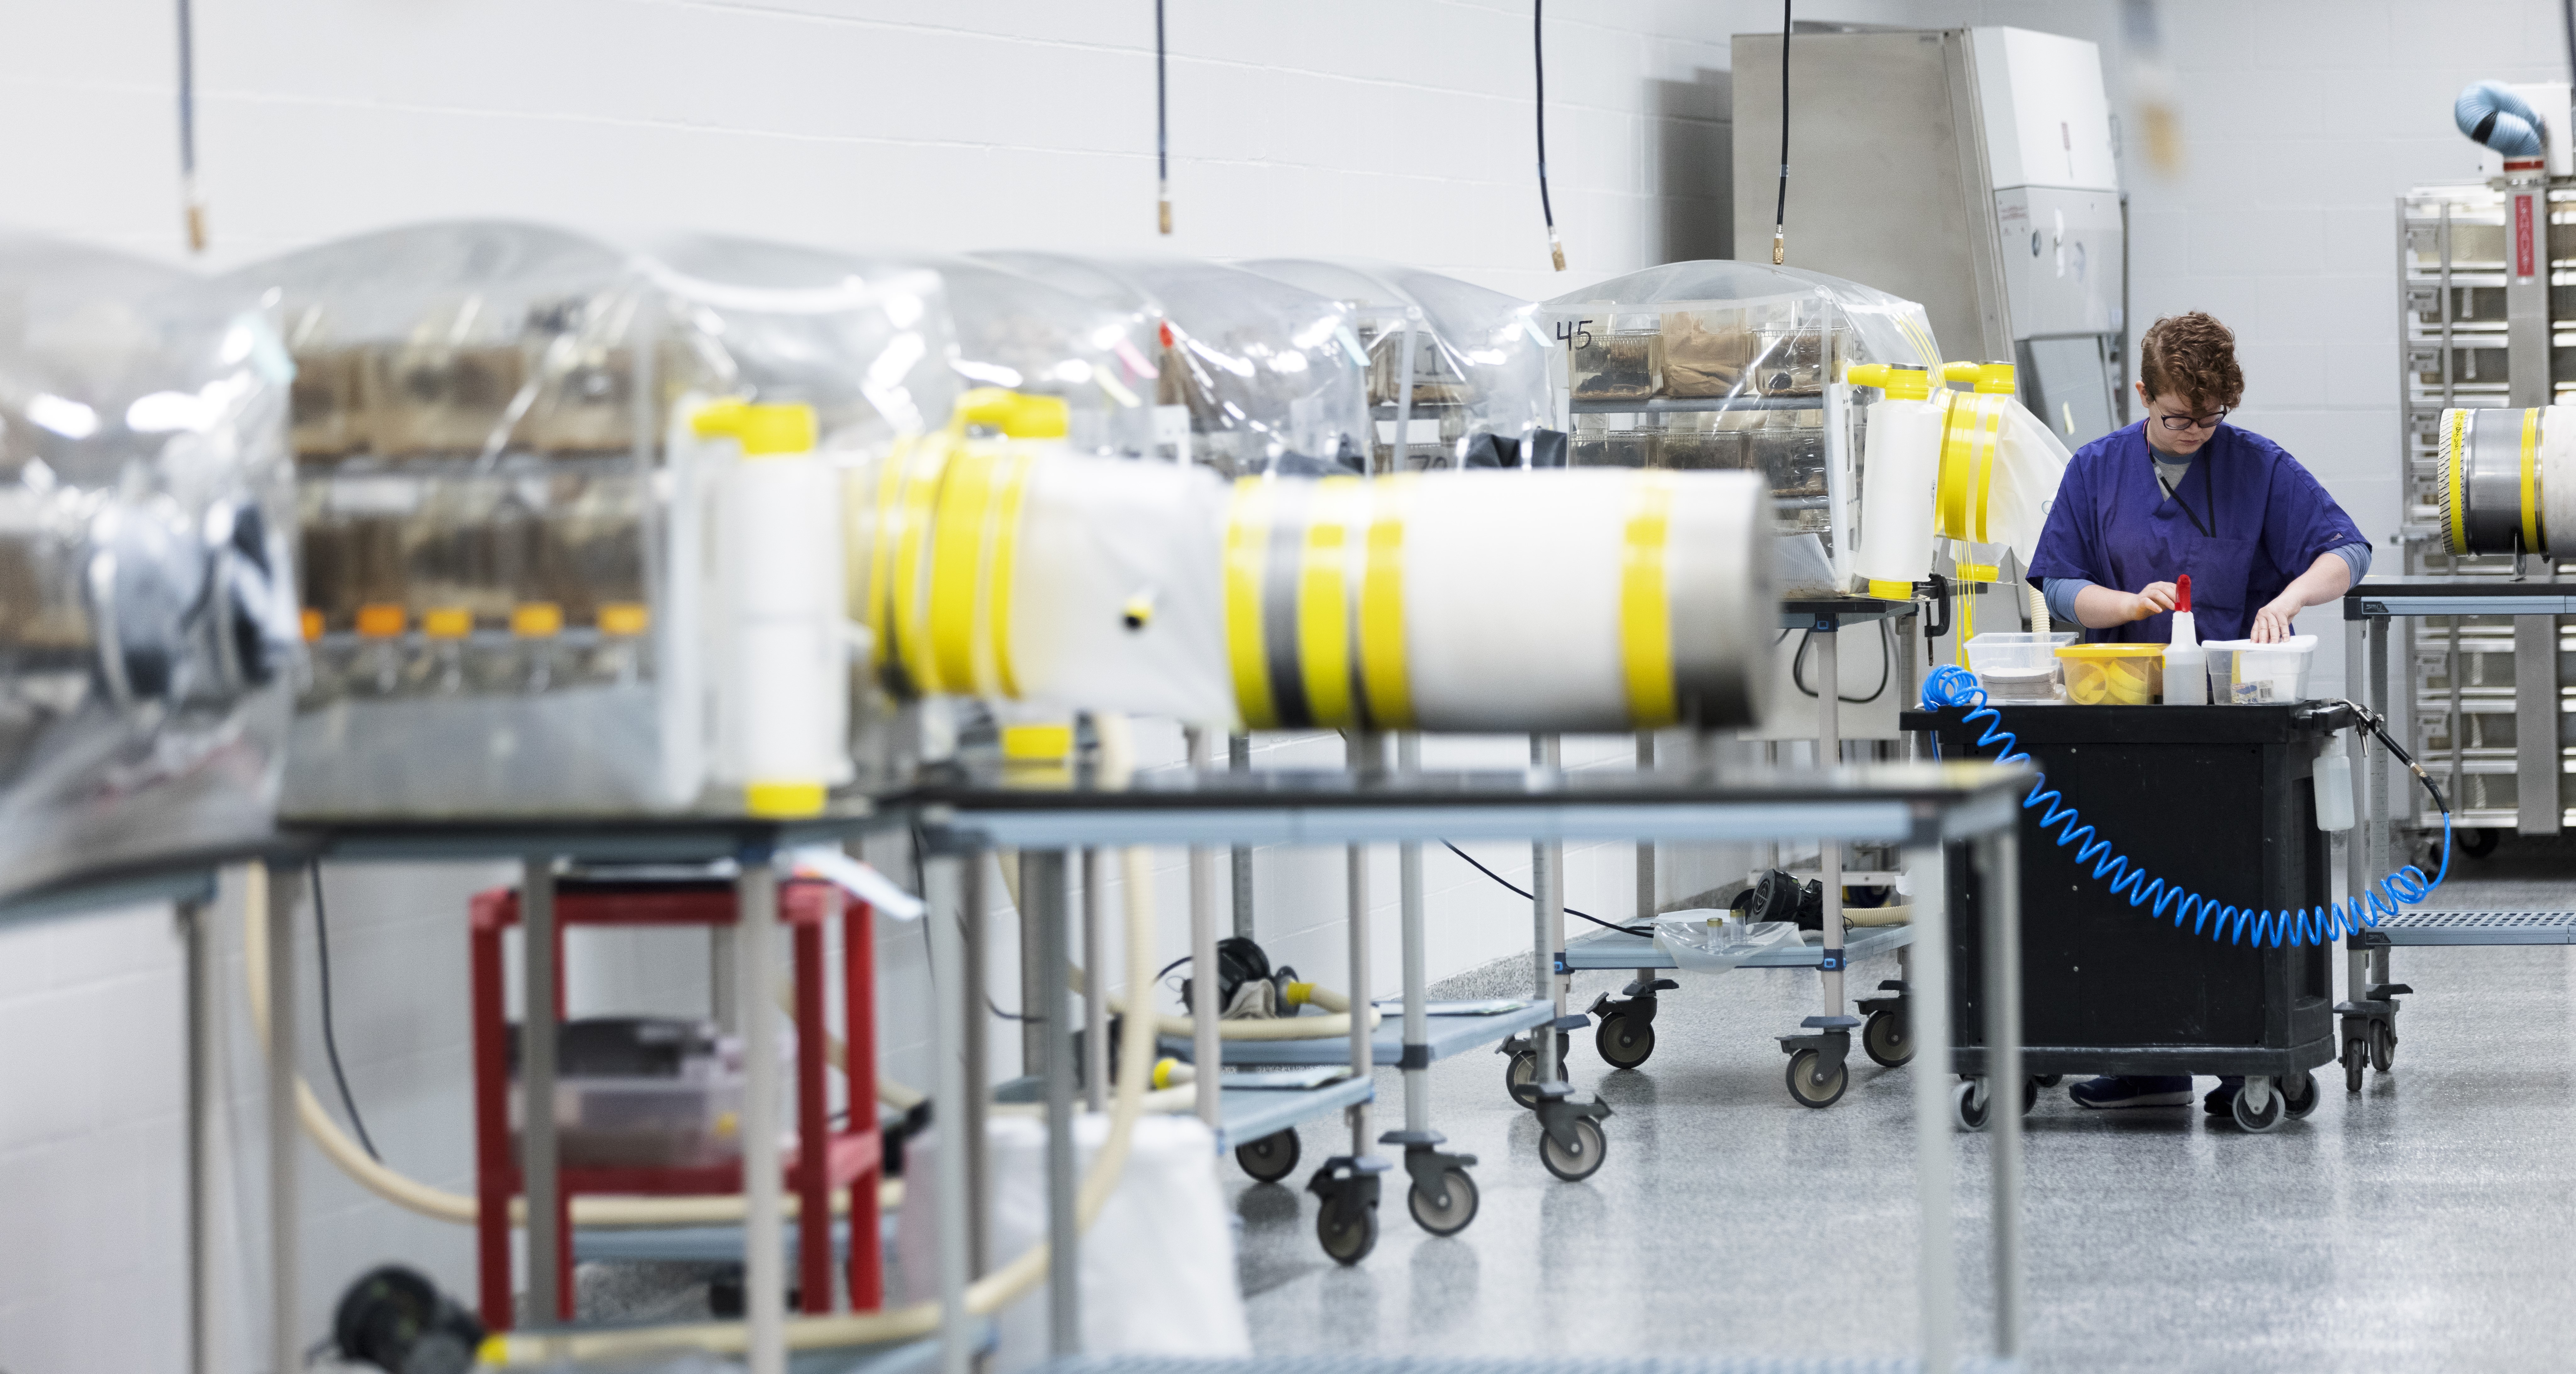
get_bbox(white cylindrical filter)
[1008,452,1232,724]
[1230,468,1774,733]
[701,400,847,814]
[2437,405,2576,555]
[1848,365,1942,598]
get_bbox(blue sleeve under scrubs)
[2024,420,2367,644]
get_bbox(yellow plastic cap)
[423,607,474,639]
[746,779,827,818]
[1942,361,2017,394]
[1152,1057,1183,1089]
[510,603,563,638]
[598,602,651,636]
[1001,723,1075,761]
[355,604,406,639]
[691,398,818,456]
[955,387,1070,439]
[1847,364,1932,400]
[299,608,325,642]
[1283,980,1315,1007]
[1866,578,1916,599]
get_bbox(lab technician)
[2023,310,2371,1113]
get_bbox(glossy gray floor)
[1231,844,2576,1371]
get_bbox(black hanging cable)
[1535,0,1564,270]
[1155,0,1172,235]
[1790,620,1894,704]
[311,864,381,1163]
[1772,0,1791,264]
[177,0,205,251]
[2564,0,2576,87]
[1440,841,1647,935]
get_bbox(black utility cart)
[1901,701,2355,1132]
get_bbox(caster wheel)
[2021,1077,2040,1115]
[1316,1202,1379,1265]
[1785,1048,1848,1109]
[1538,1116,1608,1182]
[1235,1130,1300,1183]
[2461,826,2500,859]
[1596,1012,1656,1070]
[2282,1069,2320,1120]
[1862,1008,1913,1068]
[2342,1037,2367,1094]
[2369,1021,2396,1074]
[2035,1074,2063,1088]
[1406,1167,1480,1236]
[1951,1079,1989,1132]
[2232,1079,2287,1133]
[1505,1049,1540,1108]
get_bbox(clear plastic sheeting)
[0,236,298,901]
[1235,260,1553,472]
[1543,261,1942,591]
[1651,913,1802,974]
[974,254,1370,477]
[234,222,953,819]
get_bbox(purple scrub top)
[2025,420,2363,643]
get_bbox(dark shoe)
[2201,1076,2246,1114]
[2069,1075,2194,1109]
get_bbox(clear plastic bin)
[2057,642,2165,705]
[1967,631,2076,701]
[1651,912,1801,974]
[511,1074,745,1169]
[2202,635,2318,704]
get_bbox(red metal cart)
[468,877,881,1327]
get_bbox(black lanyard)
[2157,451,2215,539]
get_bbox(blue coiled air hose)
[1919,664,2451,948]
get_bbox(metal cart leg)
[1186,728,1220,1126]
[737,851,786,1374]
[183,892,216,1374]
[924,852,974,1374]
[1904,837,1955,1373]
[1980,828,2024,1363]
[1027,850,1080,1356]
[1081,848,1107,1114]
[265,861,308,1371]
[1781,622,1860,1107]
[1384,733,1478,1235]
[1229,733,1255,940]
[1523,733,1611,1180]
[1307,735,1392,1263]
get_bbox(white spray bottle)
[2165,572,2208,705]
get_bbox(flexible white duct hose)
[2026,581,2050,638]
[479,714,1164,1364]
[243,866,900,1228]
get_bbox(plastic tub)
[511,1075,745,1169]
[2202,635,2318,704]
[1651,913,1802,974]
[1967,631,2076,701]
[2056,643,2165,705]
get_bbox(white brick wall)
[4,2,2562,1370]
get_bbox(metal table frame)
[2343,579,2576,1084]
[907,762,2029,1374]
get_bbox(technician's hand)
[2122,581,2178,622]
[2251,597,2298,644]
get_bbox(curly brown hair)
[2138,312,2244,413]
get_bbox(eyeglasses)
[2155,408,2228,433]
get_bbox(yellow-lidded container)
[2056,643,2165,705]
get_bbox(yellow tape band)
[1866,578,1914,599]
[1619,472,1680,727]
[1001,723,1074,761]
[1297,476,1359,728]
[928,446,997,694]
[2446,408,2470,554]
[864,436,913,679]
[890,440,949,693]
[1936,393,1974,540]
[986,450,1036,698]
[2523,407,2543,553]
[1224,479,1277,729]
[1358,475,1415,729]
[1972,397,2002,544]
